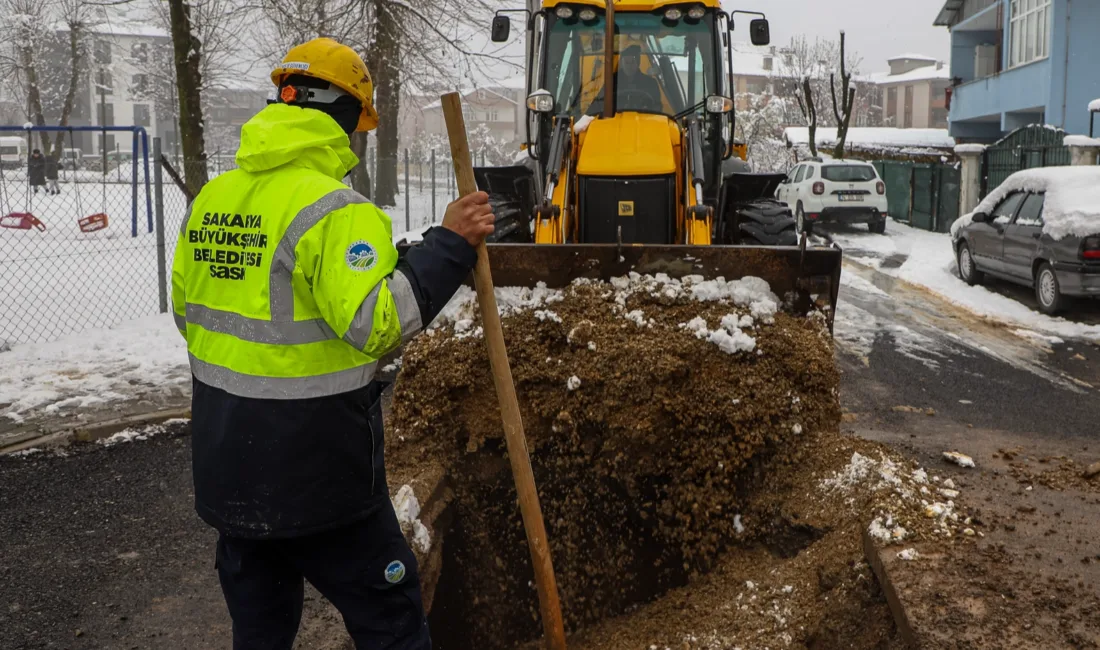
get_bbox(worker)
[587,44,662,115]
[171,37,494,650]
[616,44,662,112]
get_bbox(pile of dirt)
[389,273,844,648]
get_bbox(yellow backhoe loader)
[414,0,843,325]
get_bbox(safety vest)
[171,104,421,400]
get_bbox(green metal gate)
[872,160,961,233]
[982,125,1071,197]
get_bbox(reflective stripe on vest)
[189,353,378,400]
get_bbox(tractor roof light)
[555,5,574,19]
[578,7,597,21]
[664,7,683,21]
[527,89,555,113]
[687,5,706,20]
[706,95,734,114]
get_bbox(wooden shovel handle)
[440,92,567,650]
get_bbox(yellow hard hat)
[271,37,380,132]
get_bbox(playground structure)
[0,126,153,237]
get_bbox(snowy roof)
[952,167,1100,241]
[1090,98,1100,112]
[870,64,950,85]
[784,127,955,150]
[888,53,939,62]
[421,85,521,111]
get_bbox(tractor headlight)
[706,95,734,114]
[578,7,597,21]
[555,6,574,19]
[527,89,555,113]
[687,5,706,20]
[664,8,683,21]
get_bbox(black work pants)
[215,502,430,650]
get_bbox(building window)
[95,69,113,95]
[1009,0,1051,68]
[930,107,949,128]
[133,104,151,127]
[903,86,914,128]
[745,77,768,95]
[96,102,114,127]
[762,56,773,71]
[131,42,149,64]
[131,74,149,98]
[94,40,112,65]
[487,110,500,122]
[886,87,897,120]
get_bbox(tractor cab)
[491,1,770,246]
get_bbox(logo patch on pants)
[384,560,406,584]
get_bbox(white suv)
[775,159,889,234]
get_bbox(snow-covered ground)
[829,221,1100,342]
[1,179,449,345]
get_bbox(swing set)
[0,125,153,236]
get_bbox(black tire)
[733,199,798,246]
[957,242,983,286]
[795,202,805,233]
[868,219,887,234]
[1035,262,1066,315]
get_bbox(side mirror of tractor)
[749,19,771,46]
[491,15,511,42]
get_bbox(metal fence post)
[431,149,436,223]
[404,148,410,232]
[153,137,168,314]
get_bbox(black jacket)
[27,155,45,186]
[45,157,59,181]
[191,226,476,539]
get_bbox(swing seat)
[79,213,108,233]
[1,212,47,232]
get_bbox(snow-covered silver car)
[951,167,1100,314]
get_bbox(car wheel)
[957,243,983,286]
[1035,262,1065,315]
[795,202,805,233]
[868,219,887,234]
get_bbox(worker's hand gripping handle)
[440,92,568,650]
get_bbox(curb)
[1,408,192,455]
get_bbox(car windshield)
[543,11,718,119]
[822,165,877,182]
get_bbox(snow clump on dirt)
[392,485,431,553]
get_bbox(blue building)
[934,0,1100,141]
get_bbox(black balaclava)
[277,74,362,135]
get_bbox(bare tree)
[829,31,856,160]
[773,34,865,158]
[167,0,208,195]
[0,0,112,158]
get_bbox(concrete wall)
[913,83,932,128]
[1048,0,1100,134]
[950,29,1002,83]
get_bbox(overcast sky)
[723,0,951,73]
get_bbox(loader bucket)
[397,242,843,332]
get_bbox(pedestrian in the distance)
[45,154,60,195]
[171,37,494,650]
[27,149,45,194]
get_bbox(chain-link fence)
[0,126,159,346]
[1,137,471,347]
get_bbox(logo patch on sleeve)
[384,560,406,584]
[345,241,377,271]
